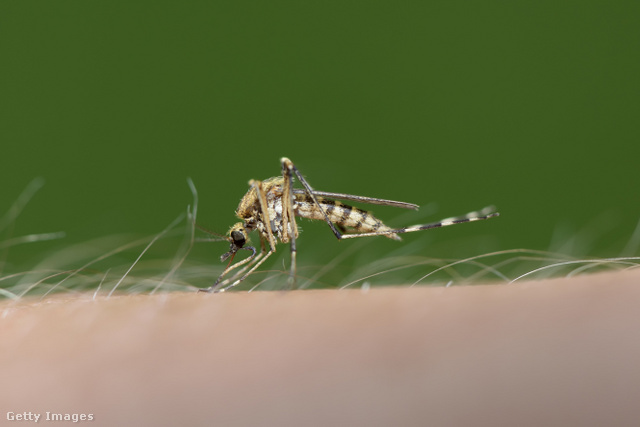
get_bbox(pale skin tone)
[1,268,639,426]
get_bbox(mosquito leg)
[212,180,278,292]
[338,208,499,239]
[215,247,256,285]
[217,234,270,287]
[281,157,344,240]
[281,159,298,242]
[214,250,265,290]
[288,238,297,289]
[250,179,278,252]
[219,249,275,292]
[281,158,299,288]
[198,246,258,293]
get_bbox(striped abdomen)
[293,195,401,240]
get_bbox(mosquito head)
[221,222,249,261]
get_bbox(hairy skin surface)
[2,269,640,426]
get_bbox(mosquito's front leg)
[214,250,265,290]
[216,234,271,289]
[250,179,278,251]
[198,246,258,293]
[214,179,280,292]
[218,248,275,292]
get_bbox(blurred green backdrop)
[1,2,639,285]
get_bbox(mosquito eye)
[230,230,246,247]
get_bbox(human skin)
[1,269,639,426]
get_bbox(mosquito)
[198,157,499,293]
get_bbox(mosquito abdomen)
[294,196,401,240]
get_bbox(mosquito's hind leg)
[281,157,345,241]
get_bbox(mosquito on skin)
[199,157,499,293]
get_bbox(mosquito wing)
[292,189,419,210]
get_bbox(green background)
[1,2,639,287]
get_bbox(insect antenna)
[193,222,229,243]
